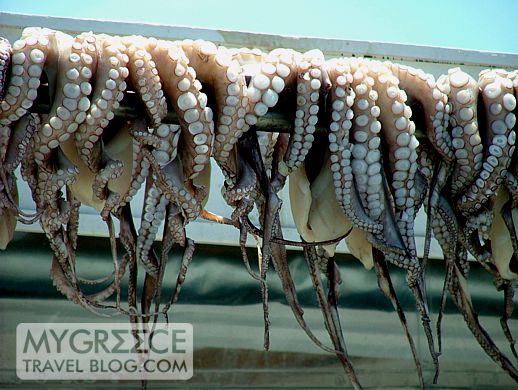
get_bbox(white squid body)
[289,154,373,269]
[490,186,518,280]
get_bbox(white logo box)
[16,322,193,380]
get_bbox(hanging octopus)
[0,27,517,389]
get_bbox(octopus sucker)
[2,27,518,387]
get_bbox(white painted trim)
[1,12,517,67]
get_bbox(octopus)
[0,27,517,389]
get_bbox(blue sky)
[1,0,517,53]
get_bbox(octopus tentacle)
[92,158,123,201]
[50,255,108,316]
[360,60,420,258]
[504,170,518,207]
[222,153,257,206]
[162,238,195,316]
[242,130,340,357]
[20,119,40,202]
[500,199,518,271]
[152,203,185,322]
[0,37,11,99]
[429,189,458,354]
[446,68,483,197]
[237,132,274,349]
[388,62,453,161]
[0,125,9,163]
[0,115,38,222]
[4,113,38,172]
[155,157,201,223]
[0,28,52,126]
[357,59,439,376]
[357,59,418,214]
[66,186,80,251]
[282,50,325,173]
[136,179,166,277]
[75,34,128,172]
[348,62,384,220]
[256,130,278,175]
[133,123,181,167]
[86,253,130,304]
[495,278,518,360]
[458,70,516,214]
[448,262,518,381]
[177,40,246,180]
[304,244,363,390]
[146,38,213,182]
[92,156,124,219]
[123,36,167,127]
[372,248,425,389]
[325,59,382,233]
[268,215,341,355]
[117,203,138,320]
[361,59,426,287]
[39,149,78,220]
[33,31,95,166]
